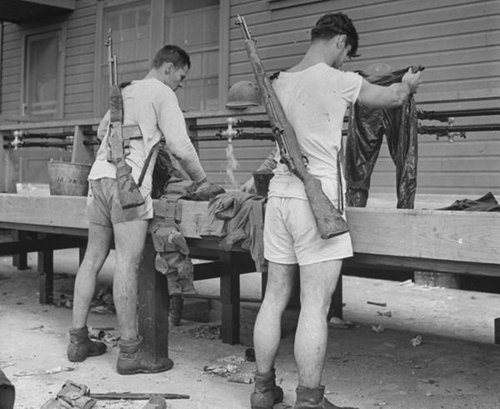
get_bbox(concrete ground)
[1,248,500,409]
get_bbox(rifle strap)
[137,141,160,187]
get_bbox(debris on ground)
[328,317,356,329]
[377,310,392,317]
[410,335,423,347]
[371,324,385,333]
[203,353,254,383]
[219,355,245,365]
[367,301,387,307]
[53,293,73,309]
[203,363,239,377]
[245,347,256,362]
[88,326,120,347]
[189,324,221,340]
[14,365,77,377]
[227,373,253,384]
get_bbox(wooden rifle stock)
[236,15,348,238]
[105,29,144,209]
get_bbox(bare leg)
[113,219,148,341]
[254,261,297,373]
[295,259,342,388]
[72,222,112,328]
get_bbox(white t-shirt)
[89,78,205,197]
[268,63,363,204]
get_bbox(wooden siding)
[0,0,498,196]
[228,0,500,197]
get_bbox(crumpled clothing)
[438,192,500,212]
[151,143,185,199]
[150,218,195,295]
[346,66,421,209]
[181,180,225,201]
[205,191,267,272]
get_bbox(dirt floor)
[1,249,500,409]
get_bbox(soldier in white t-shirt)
[67,45,210,375]
[249,13,422,409]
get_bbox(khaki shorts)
[264,196,353,266]
[87,178,153,227]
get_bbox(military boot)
[116,336,174,375]
[67,326,107,362]
[250,368,284,409]
[294,385,358,409]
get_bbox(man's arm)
[357,69,422,109]
[156,89,206,184]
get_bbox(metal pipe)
[3,141,73,149]
[418,108,500,121]
[190,117,349,132]
[3,132,72,140]
[418,124,500,134]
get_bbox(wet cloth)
[438,192,500,212]
[345,66,419,209]
[204,191,267,272]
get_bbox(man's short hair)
[311,12,359,58]
[152,45,191,69]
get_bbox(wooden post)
[137,235,172,364]
[495,318,500,345]
[12,230,29,270]
[38,249,54,304]
[71,125,95,165]
[330,272,343,320]
[218,250,241,344]
[185,118,199,154]
[78,245,86,265]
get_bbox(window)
[22,29,64,118]
[168,0,221,111]
[97,1,151,115]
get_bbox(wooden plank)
[348,207,500,265]
[345,254,500,277]
[0,194,88,229]
[0,236,86,256]
[1,194,499,267]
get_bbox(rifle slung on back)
[236,15,349,239]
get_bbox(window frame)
[93,0,229,116]
[165,0,229,112]
[94,0,155,116]
[20,23,66,119]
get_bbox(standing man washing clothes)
[248,12,422,409]
[67,44,213,375]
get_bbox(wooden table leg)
[137,236,171,364]
[218,251,241,345]
[12,231,29,270]
[38,250,54,304]
[330,272,343,320]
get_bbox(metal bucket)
[47,160,91,196]
[253,170,274,197]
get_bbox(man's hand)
[181,179,225,201]
[402,68,422,94]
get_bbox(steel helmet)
[226,81,261,109]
